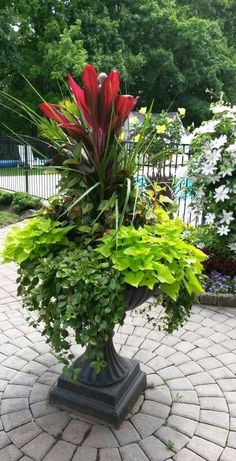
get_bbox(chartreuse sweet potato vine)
[97,212,206,332]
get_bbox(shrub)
[11,192,42,213]
[0,190,13,206]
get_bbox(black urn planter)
[49,286,152,427]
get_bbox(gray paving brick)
[174,448,206,460]
[83,425,119,448]
[0,431,10,449]
[141,400,170,420]
[22,432,55,461]
[0,365,16,380]
[167,378,193,391]
[140,435,174,461]
[171,403,200,421]
[36,412,70,436]
[172,390,199,405]
[200,410,229,429]
[72,447,97,461]
[43,440,76,461]
[195,422,228,447]
[209,367,234,380]
[0,344,19,356]
[220,447,236,461]
[167,415,198,438]
[199,397,228,412]
[21,361,48,376]
[227,431,236,448]
[8,421,42,448]
[113,421,140,446]
[131,413,164,438]
[156,426,189,452]
[145,386,172,406]
[2,356,27,371]
[38,372,58,386]
[178,362,202,376]
[10,371,38,386]
[99,448,121,461]
[2,409,33,432]
[188,372,214,386]
[195,384,223,397]
[0,379,8,391]
[158,366,183,381]
[187,436,223,461]
[0,444,22,461]
[1,397,29,414]
[146,374,164,388]
[134,349,155,363]
[29,383,50,403]
[120,443,149,461]
[218,379,236,392]
[62,419,91,445]
[3,384,31,399]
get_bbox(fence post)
[24,145,29,193]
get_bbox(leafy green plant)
[11,192,42,213]
[0,190,14,206]
[17,246,126,373]
[2,217,73,264]
[0,211,20,228]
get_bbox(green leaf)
[125,271,144,287]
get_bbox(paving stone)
[141,400,170,420]
[99,448,121,461]
[141,339,159,351]
[119,443,149,461]
[188,349,210,361]
[158,422,189,449]
[195,422,228,447]
[167,378,193,391]
[72,447,97,461]
[3,384,31,399]
[8,421,42,448]
[119,345,136,359]
[140,435,174,461]
[112,421,140,446]
[174,448,207,461]
[0,365,16,381]
[0,344,19,357]
[36,411,70,436]
[147,356,171,372]
[200,410,229,429]
[0,431,10,449]
[146,374,164,388]
[21,361,48,376]
[230,418,236,430]
[178,362,203,376]
[167,415,198,438]
[158,366,183,381]
[172,390,199,405]
[10,371,38,386]
[22,432,55,461]
[0,444,22,461]
[37,372,59,386]
[2,355,27,371]
[145,386,172,406]
[156,345,175,358]
[0,379,8,391]
[227,431,236,448]
[83,425,119,448]
[15,347,39,362]
[195,384,223,397]
[131,413,164,438]
[43,440,76,461]
[208,367,234,380]
[188,372,215,386]
[218,379,236,392]
[171,403,200,421]
[134,349,155,363]
[198,357,222,370]
[1,397,29,414]
[29,383,50,403]
[35,352,57,367]
[169,352,190,366]
[187,436,223,461]
[220,447,236,461]
[62,419,91,444]
[229,403,236,417]
[130,394,144,415]
[2,409,33,432]
[18,457,33,461]
[199,397,228,412]
[30,400,57,418]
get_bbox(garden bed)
[0,190,41,228]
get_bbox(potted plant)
[2,65,206,427]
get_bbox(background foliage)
[1,0,236,134]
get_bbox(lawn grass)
[0,167,58,176]
[0,211,20,228]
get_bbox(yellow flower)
[156,124,166,134]
[165,117,172,123]
[118,132,125,141]
[134,133,141,142]
[138,107,147,115]
[130,116,139,125]
[178,107,186,117]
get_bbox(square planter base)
[49,358,146,428]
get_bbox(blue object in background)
[135,175,148,189]
[0,160,19,168]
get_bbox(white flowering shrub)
[187,102,236,255]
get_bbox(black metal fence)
[0,136,197,224]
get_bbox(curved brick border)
[198,292,236,307]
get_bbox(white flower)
[228,242,236,252]
[217,225,230,236]
[196,188,205,200]
[205,213,215,224]
[219,210,234,225]
[205,149,221,165]
[193,120,219,135]
[220,167,233,177]
[208,174,221,184]
[214,185,230,202]
[201,163,216,175]
[227,143,236,154]
[210,135,227,150]
[211,105,228,114]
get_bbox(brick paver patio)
[0,224,236,461]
